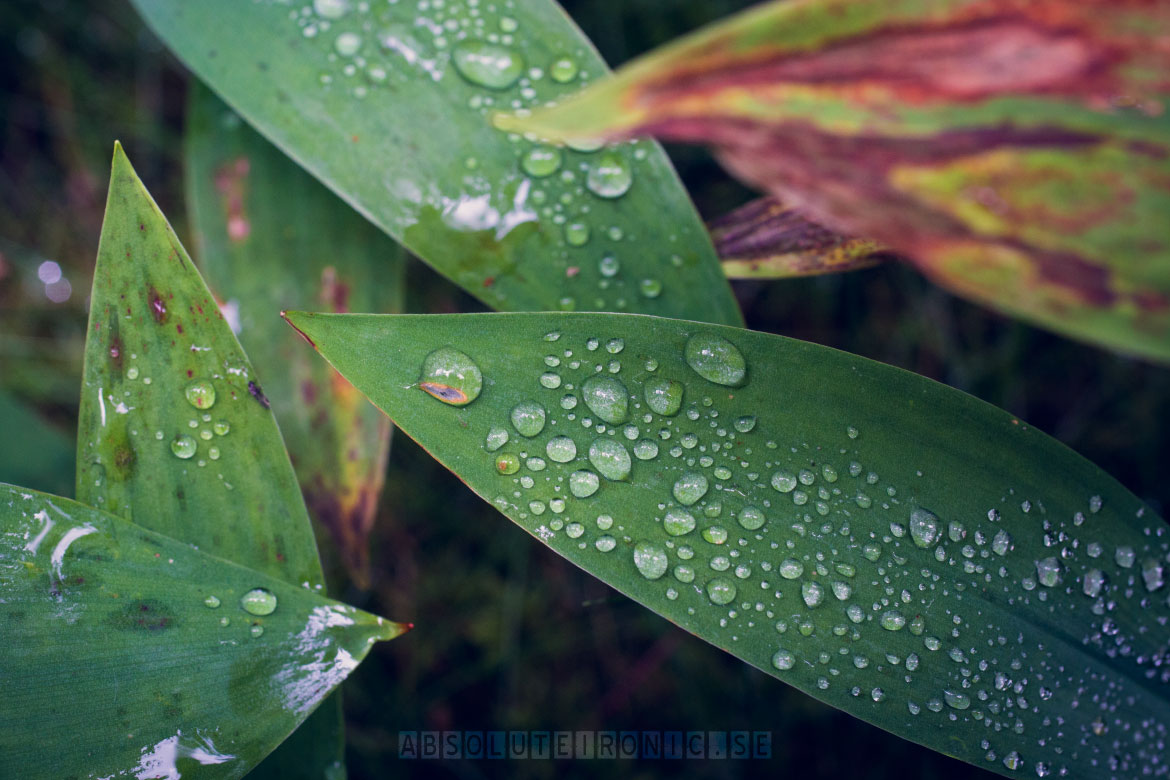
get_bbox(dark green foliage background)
[1,1,1168,778]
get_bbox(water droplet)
[586,152,632,199]
[171,435,197,459]
[588,438,631,481]
[991,529,1012,556]
[733,416,756,433]
[522,145,562,177]
[595,535,616,552]
[539,371,562,389]
[213,420,230,436]
[565,222,590,246]
[334,31,362,56]
[701,526,728,545]
[801,581,824,608]
[126,366,140,380]
[771,471,797,493]
[1115,545,1136,568]
[598,255,620,277]
[549,56,578,83]
[1035,557,1061,587]
[643,378,683,416]
[880,610,906,631]
[240,588,277,616]
[706,577,737,605]
[495,453,520,475]
[570,470,600,498]
[313,0,349,18]
[633,541,668,580]
[486,426,510,451]
[779,559,804,579]
[511,400,547,437]
[1141,558,1164,591]
[772,649,795,670]
[204,595,221,609]
[737,506,766,531]
[633,439,659,460]
[419,347,482,406]
[684,333,746,387]
[1082,568,1105,597]
[638,278,662,299]
[663,509,696,536]
[582,375,628,424]
[452,41,524,90]
[185,380,216,410]
[944,690,970,710]
[909,508,941,548]
[673,472,708,505]
[545,436,577,463]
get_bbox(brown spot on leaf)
[148,288,168,323]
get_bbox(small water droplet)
[240,588,277,616]
[633,541,668,580]
[589,438,632,481]
[126,366,140,380]
[733,416,756,433]
[909,508,941,548]
[586,152,632,199]
[639,278,662,299]
[334,31,362,57]
[582,375,629,424]
[313,0,349,18]
[522,145,562,177]
[880,610,906,631]
[598,255,620,277]
[633,439,659,460]
[1035,557,1061,587]
[778,559,804,579]
[452,41,524,89]
[663,509,696,536]
[250,625,265,638]
[511,400,547,437]
[185,380,216,410]
[771,471,797,493]
[171,435,197,459]
[643,378,683,417]
[673,472,708,505]
[495,453,520,475]
[944,690,970,710]
[419,347,482,406]
[570,470,600,498]
[486,426,510,451]
[772,649,795,670]
[706,577,737,605]
[684,333,746,387]
[549,56,578,83]
[595,535,616,552]
[801,581,824,608]
[701,526,728,545]
[737,506,766,531]
[204,595,221,609]
[545,436,577,463]
[564,222,590,246]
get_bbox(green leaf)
[284,309,1170,779]
[503,0,1170,362]
[711,196,887,280]
[129,0,742,326]
[0,483,405,780]
[185,82,405,586]
[75,144,353,778]
[0,389,74,497]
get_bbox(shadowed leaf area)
[505,0,1170,362]
[285,309,1169,780]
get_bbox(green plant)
[2,1,1167,779]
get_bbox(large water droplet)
[419,347,482,406]
[643,378,683,416]
[801,581,824,608]
[772,649,795,671]
[909,508,941,548]
[1035,557,1061,587]
[673,472,708,505]
[522,146,562,178]
[546,436,577,463]
[663,509,696,536]
[771,471,797,493]
[943,690,971,710]
[586,153,632,199]
[240,588,277,616]
[737,506,766,531]
[684,333,746,387]
[452,41,524,90]
[880,610,907,631]
[633,541,668,580]
[171,435,197,459]
[706,577,737,605]
[185,380,216,410]
[582,375,628,424]
[589,438,631,481]
[570,470,600,498]
[511,400,547,437]
[1082,568,1105,597]
[633,439,659,460]
[779,559,804,579]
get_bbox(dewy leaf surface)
[503,0,1170,361]
[0,484,406,780]
[129,0,742,326]
[186,83,404,586]
[76,145,353,778]
[710,196,887,279]
[285,309,1170,779]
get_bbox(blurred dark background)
[2,1,1168,778]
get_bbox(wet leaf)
[129,0,742,326]
[75,144,352,778]
[711,196,887,279]
[503,0,1170,361]
[0,483,406,780]
[285,309,1170,779]
[185,83,404,587]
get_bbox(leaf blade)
[0,483,406,780]
[129,0,742,325]
[285,309,1170,779]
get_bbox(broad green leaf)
[0,389,74,497]
[129,0,742,326]
[711,196,886,279]
[502,0,1170,362]
[284,309,1170,779]
[76,145,352,778]
[185,83,404,586]
[0,483,405,780]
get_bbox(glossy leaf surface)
[186,83,404,585]
[711,196,886,279]
[130,0,742,325]
[504,0,1170,361]
[285,309,1170,779]
[76,145,347,778]
[0,483,405,780]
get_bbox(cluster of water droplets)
[198,586,280,638]
[282,0,680,312]
[413,327,1170,777]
